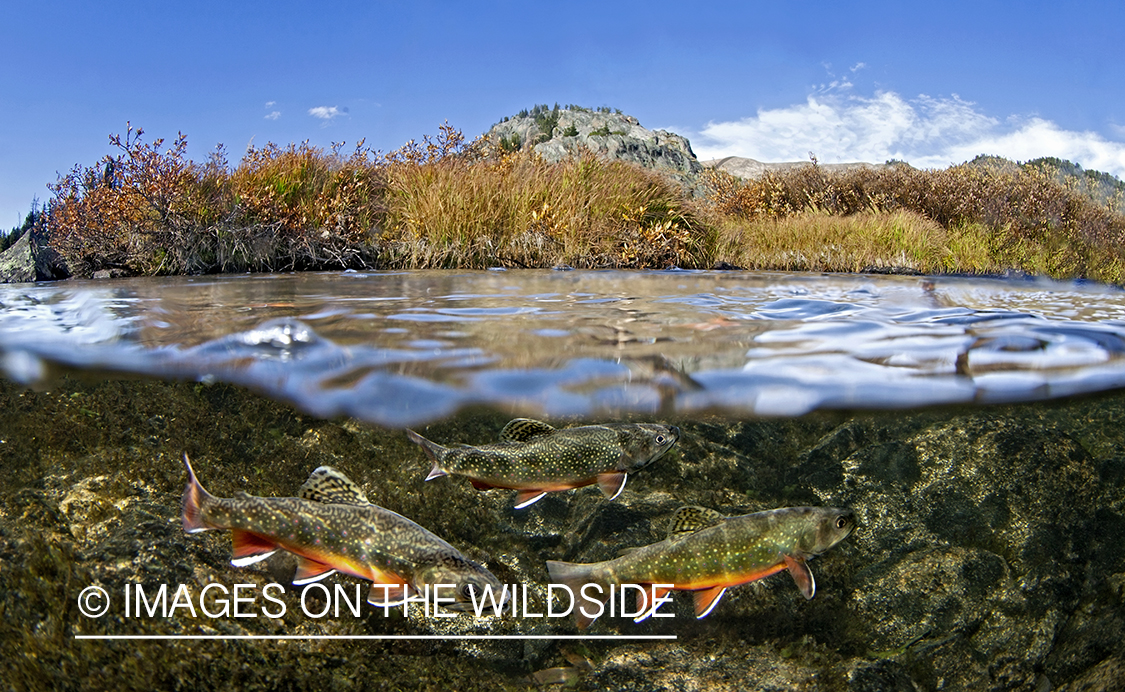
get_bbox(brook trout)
[182,454,505,611]
[406,419,680,508]
[547,505,855,628]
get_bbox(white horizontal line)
[74,634,677,641]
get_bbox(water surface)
[3,269,1125,425]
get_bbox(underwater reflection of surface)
[2,269,1125,425]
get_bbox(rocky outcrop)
[703,156,889,179]
[0,227,68,283]
[486,107,703,181]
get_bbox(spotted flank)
[546,505,856,629]
[406,419,680,508]
[181,454,504,612]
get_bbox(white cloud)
[309,106,346,120]
[264,111,281,120]
[265,101,276,108]
[691,90,1125,177]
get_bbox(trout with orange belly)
[547,505,855,629]
[407,419,679,508]
[182,455,504,611]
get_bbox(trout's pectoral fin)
[693,585,727,618]
[366,583,411,608]
[596,471,627,500]
[292,557,338,585]
[229,531,279,567]
[784,554,816,599]
[514,489,548,509]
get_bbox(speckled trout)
[406,419,680,508]
[182,455,505,611]
[546,505,855,628]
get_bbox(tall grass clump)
[706,160,1125,282]
[228,140,383,271]
[377,125,710,269]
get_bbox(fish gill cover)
[2,269,1125,426]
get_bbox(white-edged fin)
[367,583,412,608]
[292,557,337,585]
[425,464,448,481]
[514,490,548,509]
[784,554,816,599]
[499,418,556,442]
[230,530,279,564]
[693,586,727,618]
[298,466,370,505]
[231,550,278,567]
[597,471,627,500]
[633,586,671,623]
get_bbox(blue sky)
[3,0,1124,228]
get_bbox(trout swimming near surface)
[547,505,855,629]
[406,419,680,508]
[182,454,505,611]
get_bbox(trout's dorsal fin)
[499,418,556,442]
[669,505,725,539]
[298,466,370,505]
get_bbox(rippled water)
[2,269,1125,426]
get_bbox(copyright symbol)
[78,585,110,618]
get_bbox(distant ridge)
[702,156,890,179]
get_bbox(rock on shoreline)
[486,107,703,182]
[0,227,68,283]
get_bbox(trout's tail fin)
[405,429,450,481]
[546,560,604,630]
[182,454,216,534]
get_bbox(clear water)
[3,269,1125,426]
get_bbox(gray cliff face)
[486,108,703,179]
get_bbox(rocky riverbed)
[2,376,1124,691]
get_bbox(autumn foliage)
[43,122,1125,283]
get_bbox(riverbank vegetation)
[40,122,1125,283]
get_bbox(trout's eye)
[460,583,476,601]
[836,516,850,530]
[656,435,666,445]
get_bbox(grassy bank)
[41,122,1125,283]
